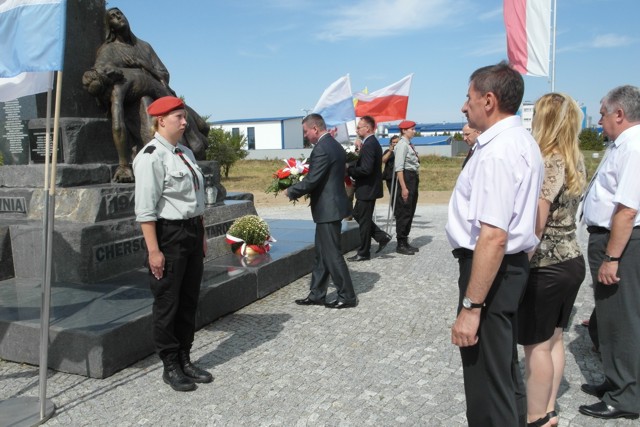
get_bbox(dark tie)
[410,144,421,164]
[175,147,200,190]
[462,147,474,169]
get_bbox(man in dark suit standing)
[287,114,358,309]
[347,115,391,261]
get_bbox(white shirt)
[583,124,640,228]
[446,115,543,253]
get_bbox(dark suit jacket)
[288,133,350,223]
[347,134,383,201]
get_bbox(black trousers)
[589,228,640,413]
[352,198,387,257]
[308,221,356,304]
[148,220,204,360]
[454,248,528,427]
[394,170,418,241]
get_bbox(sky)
[106,0,639,126]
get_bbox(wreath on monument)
[225,215,275,257]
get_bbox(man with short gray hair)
[579,85,640,420]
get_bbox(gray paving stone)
[0,203,635,425]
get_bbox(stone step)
[0,218,359,378]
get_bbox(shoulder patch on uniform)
[143,145,157,154]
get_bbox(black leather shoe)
[347,254,370,262]
[407,243,419,252]
[325,300,358,309]
[581,381,613,399]
[295,297,324,306]
[579,401,639,420]
[396,245,414,255]
[376,234,391,253]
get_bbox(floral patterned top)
[530,153,586,268]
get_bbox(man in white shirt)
[446,62,543,427]
[579,85,640,421]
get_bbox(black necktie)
[175,148,200,190]
[462,147,474,169]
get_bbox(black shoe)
[325,300,358,309]
[347,254,370,262]
[407,243,419,252]
[162,366,196,392]
[295,297,325,306]
[579,401,639,420]
[396,245,414,255]
[581,381,613,399]
[178,351,213,383]
[376,234,391,253]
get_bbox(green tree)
[579,128,604,151]
[206,127,248,178]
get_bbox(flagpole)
[550,0,557,92]
[38,70,63,421]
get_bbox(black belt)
[157,216,202,226]
[588,225,640,234]
[403,170,418,175]
[452,247,525,259]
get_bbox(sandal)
[547,410,558,427]
[527,413,550,427]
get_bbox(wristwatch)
[604,254,621,262]
[462,296,484,310]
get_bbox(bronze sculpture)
[83,7,209,182]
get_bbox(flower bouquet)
[344,144,359,163]
[225,215,276,258]
[265,157,309,198]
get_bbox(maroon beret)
[398,120,416,130]
[147,96,185,117]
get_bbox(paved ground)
[0,202,634,426]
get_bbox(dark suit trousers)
[589,229,640,413]
[308,221,356,304]
[352,199,387,257]
[454,249,528,427]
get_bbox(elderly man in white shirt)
[579,85,640,421]
[446,62,543,427]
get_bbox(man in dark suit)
[347,115,391,261]
[286,114,357,309]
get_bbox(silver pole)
[386,172,398,236]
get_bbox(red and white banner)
[504,0,551,77]
[354,74,413,123]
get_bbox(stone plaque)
[205,220,235,240]
[93,236,147,265]
[0,197,27,214]
[0,99,32,165]
[28,127,64,164]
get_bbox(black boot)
[162,353,196,392]
[396,239,415,255]
[406,242,419,252]
[179,350,213,383]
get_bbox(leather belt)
[587,225,640,234]
[157,216,202,226]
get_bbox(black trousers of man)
[148,219,204,361]
[352,199,388,257]
[394,170,419,245]
[308,221,356,304]
[588,228,640,413]
[453,248,528,427]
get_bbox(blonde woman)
[518,93,587,427]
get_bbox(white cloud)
[592,33,635,48]
[478,7,502,21]
[315,0,465,42]
[558,33,637,53]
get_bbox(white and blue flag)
[0,0,66,101]
[312,74,355,127]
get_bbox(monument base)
[0,218,360,378]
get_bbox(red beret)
[147,96,185,117]
[398,120,416,130]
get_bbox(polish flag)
[504,0,551,77]
[354,74,413,123]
